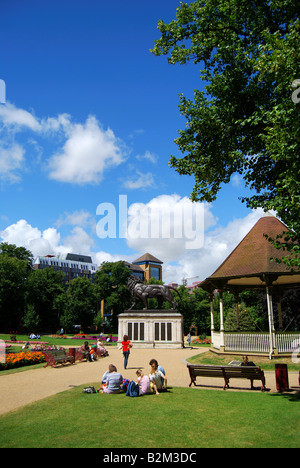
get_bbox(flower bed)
[30,345,57,352]
[4,340,50,345]
[0,351,46,371]
[71,334,118,342]
[192,337,211,345]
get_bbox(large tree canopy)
[151,0,299,266]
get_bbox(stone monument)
[118,276,184,349]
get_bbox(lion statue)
[127,275,181,310]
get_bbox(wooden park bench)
[43,349,75,368]
[187,363,267,391]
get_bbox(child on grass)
[136,369,150,396]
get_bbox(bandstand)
[201,214,300,359]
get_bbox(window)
[155,322,172,341]
[128,323,132,340]
[127,323,144,341]
[150,266,160,280]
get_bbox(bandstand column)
[266,285,277,358]
[219,290,225,352]
[209,293,215,346]
[235,294,240,331]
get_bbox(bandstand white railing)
[212,332,300,354]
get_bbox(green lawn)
[0,385,299,448]
[0,333,118,348]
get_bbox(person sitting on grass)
[100,364,123,394]
[149,358,166,389]
[136,369,151,396]
[149,359,167,395]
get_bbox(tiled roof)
[210,214,292,278]
[133,253,163,264]
[201,214,300,290]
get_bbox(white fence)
[275,333,300,353]
[213,332,300,353]
[212,332,222,350]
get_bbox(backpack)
[83,386,96,394]
[126,380,140,397]
[121,378,130,391]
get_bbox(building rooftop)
[133,253,163,264]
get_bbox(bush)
[225,303,256,331]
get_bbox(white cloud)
[55,210,94,229]
[123,171,155,190]
[0,103,127,185]
[231,173,242,187]
[48,115,126,184]
[64,227,95,255]
[1,220,42,247]
[0,102,41,131]
[0,220,94,259]
[0,143,25,183]
[136,151,158,164]
[41,113,72,133]
[126,194,216,261]
[0,207,268,285]
[123,194,267,284]
[94,251,131,266]
[0,220,62,257]
[162,208,266,284]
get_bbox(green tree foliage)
[25,268,65,333]
[151,0,300,266]
[0,243,33,331]
[22,304,40,333]
[94,261,132,331]
[225,303,257,331]
[0,255,28,331]
[176,286,211,335]
[60,277,98,332]
[0,242,33,270]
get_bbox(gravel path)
[0,347,299,416]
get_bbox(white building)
[33,253,98,283]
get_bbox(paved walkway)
[0,347,299,416]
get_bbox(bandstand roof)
[201,213,300,292]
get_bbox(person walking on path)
[121,335,132,369]
[187,333,192,347]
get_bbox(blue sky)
[0,0,265,284]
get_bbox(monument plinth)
[118,309,183,349]
[118,275,183,349]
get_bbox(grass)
[187,351,300,371]
[0,333,118,348]
[0,385,299,448]
[1,335,299,448]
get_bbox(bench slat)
[43,349,75,368]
